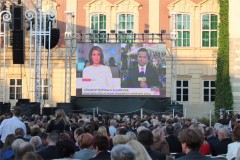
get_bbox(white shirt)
[138,64,146,74]
[0,116,26,143]
[226,142,240,160]
[82,65,113,89]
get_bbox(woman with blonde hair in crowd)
[151,127,170,155]
[127,140,152,160]
[46,109,70,133]
[112,135,129,146]
[98,126,109,138]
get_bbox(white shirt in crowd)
[0,116,26,143]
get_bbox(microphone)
[138,71,146,82]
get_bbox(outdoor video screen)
[76,43,166,97]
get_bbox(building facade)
[0,0,239,117]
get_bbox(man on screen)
[122,48,160,88]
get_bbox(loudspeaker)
[12,6,23,30]
[43,28,60,49]
[12,30,25,64]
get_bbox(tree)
[215,0,233,114]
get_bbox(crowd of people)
[0,107,240,160]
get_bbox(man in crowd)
[122,48,160,88]
[37,131,59,160]
[212,126,232,156]
[176,128,212,160]
[0,107,26,144]
[137,129,166,160]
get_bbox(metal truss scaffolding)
[64,11,75,102]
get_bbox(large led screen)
[76,43,166,97]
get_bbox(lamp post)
[25,0,56,112]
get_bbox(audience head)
[47,131,59,145]
[30,136,42,149]
[74,127,85,141]
[165,124,174,135]
[112,135,129,146]
[16,142,34,160]
[116,127,128,135]
[12,139,25,153]
[204,127,215,137]
[178,128,202,153]
[233,123,240,141]
[126,131,137,141]
[31,125,42,136]
[55,109,68,123]
[137,129,153,147]
[93,135,109,151]
[217,126,230,141]
[152,127,166,143]
[56,139,76,158]
[127,140,152,160]
[3,134,15,150]
[110,119,117,127]
[40,132,48,146]
[15,128,25,138]
[78,133,94,149]
[98,126,108,137]
[13,107,22,117]
[111,144,136,160]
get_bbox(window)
[176,14,190,47]
[203,80,215,102]
[176,80,189,101]
[41,79,49,100]
[9,79,22,100]
[118,14,134,43]
[90,14,106,43]
[202,14,218,47]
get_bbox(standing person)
[121,47,128,71]
[176,129,212,160]
[122,48,160,88]
[82,46,113,89]
[46,109,70,133]
[37,131,59,160]
[0,107,26,144]
[226,123,240,160]
[108,57,120,78]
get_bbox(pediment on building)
[84,0,113,13]
[114,0,142,12]
[198,0,219,13]
[168,0,197,13]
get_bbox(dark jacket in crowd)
[212,138,232,156]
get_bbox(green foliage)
[215,0,233,114]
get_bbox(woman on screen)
[82,46,113,89]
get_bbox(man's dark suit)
[212,138,232,156]
[206,135,219,154]
[37,145,58,160]
[176,151,212,160]
[166,134,182,153]
[122,63,159,88]
[89,151,110,160]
